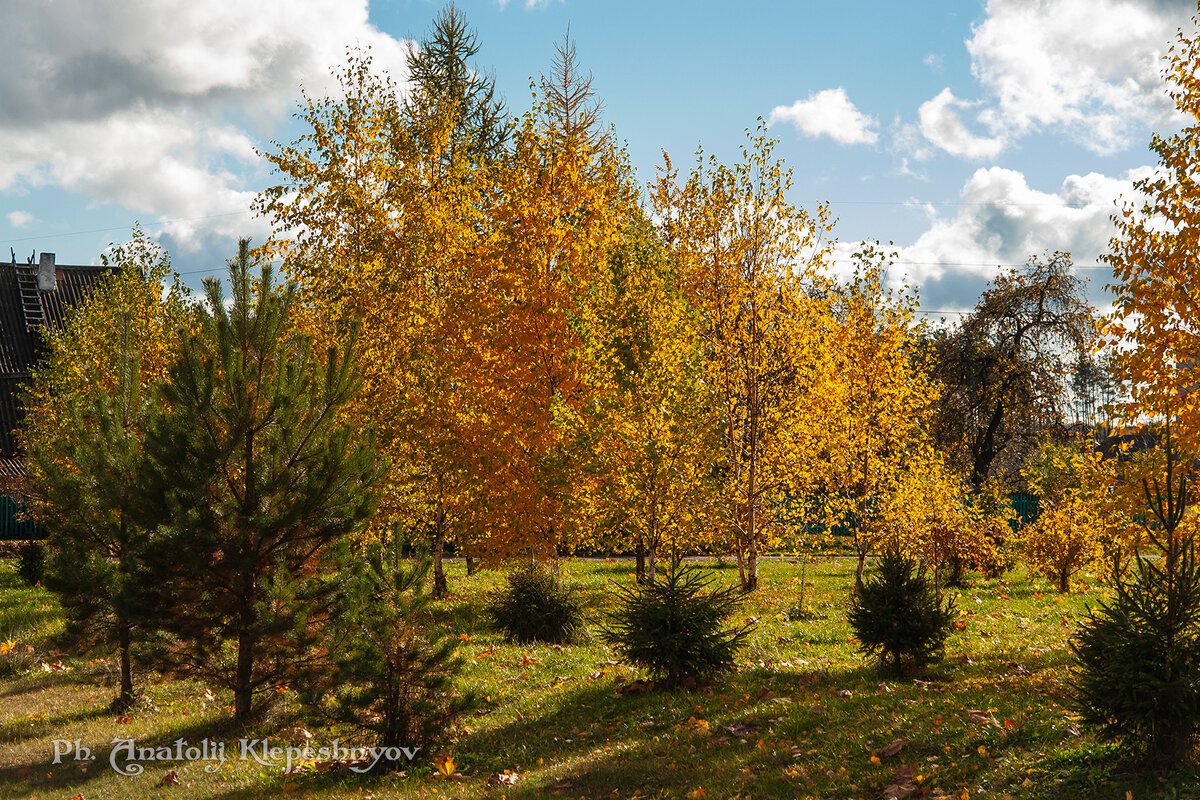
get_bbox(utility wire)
[827,258,1111,270]
[1,194,1122,245]
[812,199,1107,208]
[3,210,254,244]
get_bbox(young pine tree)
[141,240,384,720]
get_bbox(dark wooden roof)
[0,255,117,467]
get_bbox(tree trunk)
[743,505,758,592]
[465,549,477,576]
[736,535,747,587]
[744,535,758,592]
[647,541,657,584]
[744,353,759,594]
[635,535,646,583]
[949,556,965,587]
[852,494,869,593]
[432,503,448,600]
[113,620,134,712]
[1058,569,1069,594]
[234,612,256,720]
[236,427,257,721]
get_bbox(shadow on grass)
[444,662,909,798]
[0,576,60,636]
[0,715,247,798]
[0,702,110,747]
[434,594,494,638]
[1034,740,1200,800]
[0,602,58,638]
[0,660,118,703]
[0,671,67,701]
[459,671,872,799]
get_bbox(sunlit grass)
[0,555,1197,799]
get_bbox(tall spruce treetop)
[142,240,384,720]
[405,2,507,166]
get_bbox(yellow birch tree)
[1105,18,1200,464]
[651,123,836,591]
[256,43,497,595]
[823,249,940,589]
[588,212,721,580]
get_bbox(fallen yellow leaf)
[435,752,456,776]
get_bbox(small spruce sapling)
[848,548,956,677]
[303,538,472,758]
[602,566,753,687]
[1072,428,1200,765]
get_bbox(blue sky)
[2,0,1193,312]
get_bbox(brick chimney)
[37,252,55,293]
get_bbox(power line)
[174,257,1115,280]
[1,195,1120,246]
[815,199,1106,209]
[176,267,226,277]
[828,258,1111,270]
[3,210,254,244]
[1,202,1122,283]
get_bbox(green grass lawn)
[1,555,1197,800]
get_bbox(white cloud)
[918,89,1007,160]
[497,0,561,9]
[967,0,1182,154]
[841,165,1154,310]
[769,88,879,146]
[894,0,1187,162]
[6,211,34,229]
[0,0,412,252]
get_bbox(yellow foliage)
[820,248,942,587]
[1022,491,1104,593]
[20,227,193,519]
[257,42,639,573]
[256,50,500,593]
[1104,21,1200,463]
[1028,442,1145,574]
[459,38,637,562]
[650,122,836,591]
[878,452,1003,588]
[586,213,721,576]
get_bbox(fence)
[1008,493,1039,530]
[0,494,44,540]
